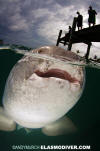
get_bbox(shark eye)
[38,49,46,54]
[38,50,43,53]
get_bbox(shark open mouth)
[35,68,79,84]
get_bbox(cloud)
[31,8,50,19]
[34,2,100,58]
[0,0,100,58]
[36,3,88,44]
[9,13,29,31]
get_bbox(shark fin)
[42,116,77,136]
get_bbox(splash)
[0,45,100,70]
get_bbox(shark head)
[3,46,85,129]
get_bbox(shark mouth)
[35,68,80,84]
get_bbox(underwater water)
[0,46,100,151]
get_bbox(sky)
[0,0,100,58]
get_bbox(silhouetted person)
[94,55,97,60]
[76,12,83,30]
[88,6,97,27]
[68,26,72,34]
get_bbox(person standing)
[68,26,72,34]
[88,6,97,27]
[76,12,83,30]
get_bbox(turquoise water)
[0,47,100,150]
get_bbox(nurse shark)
[0,46,85,136]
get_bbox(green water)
[0,48,100,150]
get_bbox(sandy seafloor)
[0,48,100,151]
